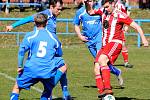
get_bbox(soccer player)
[85,0,149,97]
[6,0,71,99]
[10,13,67,100]
[114,0,134,68]
[73,0,123,88]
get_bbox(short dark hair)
[101,0,114,5]
[49,0,63,7]
[34,13,48,27]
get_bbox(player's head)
[34,13,48,27]
[83,0,94,5]
[101,0,115,14]
[49,0,63,17]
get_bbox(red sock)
[95,74,104,94]
[122,50,128,63]
[100,66,111,89]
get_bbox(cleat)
[98,89,113,99]
[124,62,133,68]
[117,70,124,86]
[63,95,72,100]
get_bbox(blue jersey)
[73,5,102,42]
[12,9,57,34]
[73,4,102,58]
[18,28,63,78]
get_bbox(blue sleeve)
[12,16,34,28]
[55,46,63,57]
[73,10,81,26]
[18,33,30,68]
[55,42,63,57]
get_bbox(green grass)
[0,45,150,100]
[0,5,150,100]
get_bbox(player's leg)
[122,43,133,68]
[97,54,113,97]
[121,33,133,68]
[94,62,104,94]
[96,42,122,97]
[59,72,71,100]
[10,82,20,100]
[52,57,71,100]
[94,42,123,86]
[10,73,39,100]
[108,63,123,86]
[88,44,105,96]
[40,79,54,100]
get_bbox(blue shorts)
[88,41,102,58]
[86,33,102,58]
[17,75,54,90]
[17,57,65,90]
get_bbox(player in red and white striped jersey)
[85,0,148,97]
[113,0,134,68]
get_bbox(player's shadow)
[83,85,125,90]
[112,85,125,89]
[20,97,76,100]
[52,97,76,100]
[83,85,97,88]
[113,64,125,66]
[115,97,150,100]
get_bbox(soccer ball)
[102,94,115,100]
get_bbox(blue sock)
[53,69,63,86]
[40,96,52,100]
[60,73,70,97]
[41,93,52,100]
[10,93,19,100]
[108,64,121,76]
[41,82,53,100]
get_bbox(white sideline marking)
[0,72,57,98]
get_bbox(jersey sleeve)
[73,10,82,26]
[55,42,63,57]
[18,32,30,68]
[119,12,133,25]
[12,16,34,28]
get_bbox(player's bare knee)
[98,54,109,66]
[59,64,67,73]
[94,63,100,74]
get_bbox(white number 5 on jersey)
[37,41,47,57]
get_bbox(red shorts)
[95,42,122,64]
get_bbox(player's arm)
[73,10,88,42]
[18,33,30,74]
[74,25,88,42]
[6,16,34,31]
[55,42,63,57]
[129,21,148,47]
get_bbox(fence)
[0,18,150,47]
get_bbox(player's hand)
[6,25,13,32]
[143,41,149,47]
[17,67,23,75]
[78,35,89,42]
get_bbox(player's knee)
[98,54,109,66]
[59,64,67,73]
[94,63,100,74]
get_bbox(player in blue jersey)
[73,0,123,93]
[6,0,71,99]
[10,13,67,100]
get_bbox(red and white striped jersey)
[115,0,127,14]
[94,8,133,46]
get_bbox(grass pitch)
[0,5,150,100]
[0,45,150,100]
